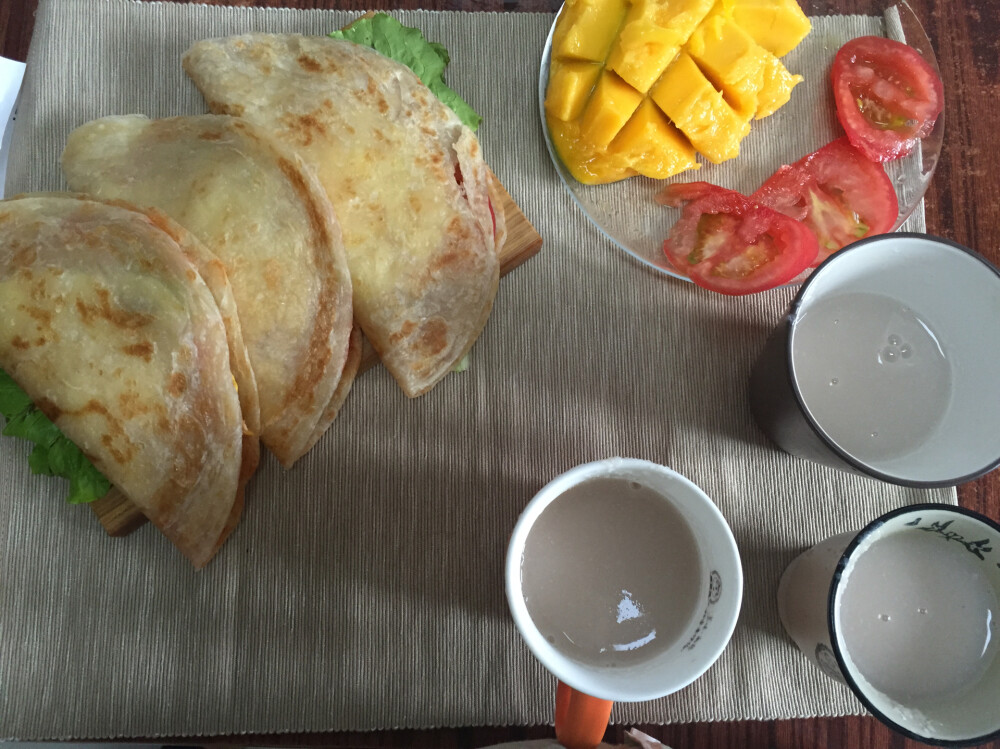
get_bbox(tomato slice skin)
[752,137,899,266]
[657,183,819,295]
[831,36,944,162]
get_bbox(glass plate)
[538,0,945,284]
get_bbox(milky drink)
[520,477,703,668]
[837,530,1000,704]
[791,291,952,464]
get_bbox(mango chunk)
[552,0,630,62]
[606,0,715,93]
[729,0,812,57]
[607,99,700,179]
[686,11,768,120]
[649,52,749,163]
[546,60,603,121]
[755,52,803,118]
[544,0,809,183]
[580,71,644,148]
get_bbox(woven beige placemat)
[0,0,949,740]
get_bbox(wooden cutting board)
[89,175,543,537]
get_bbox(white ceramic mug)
[778,504,1000,745]
[505,458,742,748]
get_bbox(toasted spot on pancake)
[101,432,135,466]
[118,390,153,419]
[389,320,417,345]
[10,335,30,350]
[141,208,186,245]
[281,112,326,147]
[10,244,36,267]
[22,304,52,328]
[76,288,154,330]
[35,397,62,422]
[71,399,136,466]
[168,372,187,397]
[298,54,322,73]
[122,341,154,361]
[431,250,468,274]
[198,130,225,141]
[208,100,244,117]
[29,278,49,302]
[446,216,473,245]
[81,400,112,419]
[146,413,206,514]
[418,318,448,357]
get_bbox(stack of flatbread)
[0,33,505,567]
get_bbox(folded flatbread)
[62,114,356,467]
[183,34,505,397]
[0,194,256,567]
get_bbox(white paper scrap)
[0,56,27,200]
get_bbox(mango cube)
[686,12,768,120]
[649,52,749,163]
[607,99,699,179]
[552,0,630,62]
[546,61,603,121]
[755,53,803,118]
[580,71,644,148]
[544,0,810,183]
[605,0,715,93]
[729,0,812,57]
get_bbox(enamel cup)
[778,504,1000,745]
[750,234,1000,487]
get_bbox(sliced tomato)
[831,36,944,162]
[656,183,819,295]
[752,137,898,266]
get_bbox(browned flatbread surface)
[183,34,504,397]
[62,114,355,466]
[0,194,255,567]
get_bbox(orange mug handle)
[554,680,614,749]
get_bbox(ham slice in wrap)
[62,114,357,467]
[0,194,257,567]
[182,34,505,397]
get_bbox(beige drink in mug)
[506,458,742,749]
[750,233,1000,486]
[778,504,1000,745]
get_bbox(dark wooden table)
[3,0,998,746]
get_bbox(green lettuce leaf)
[0,368,111,504]
[329,13,482,131]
